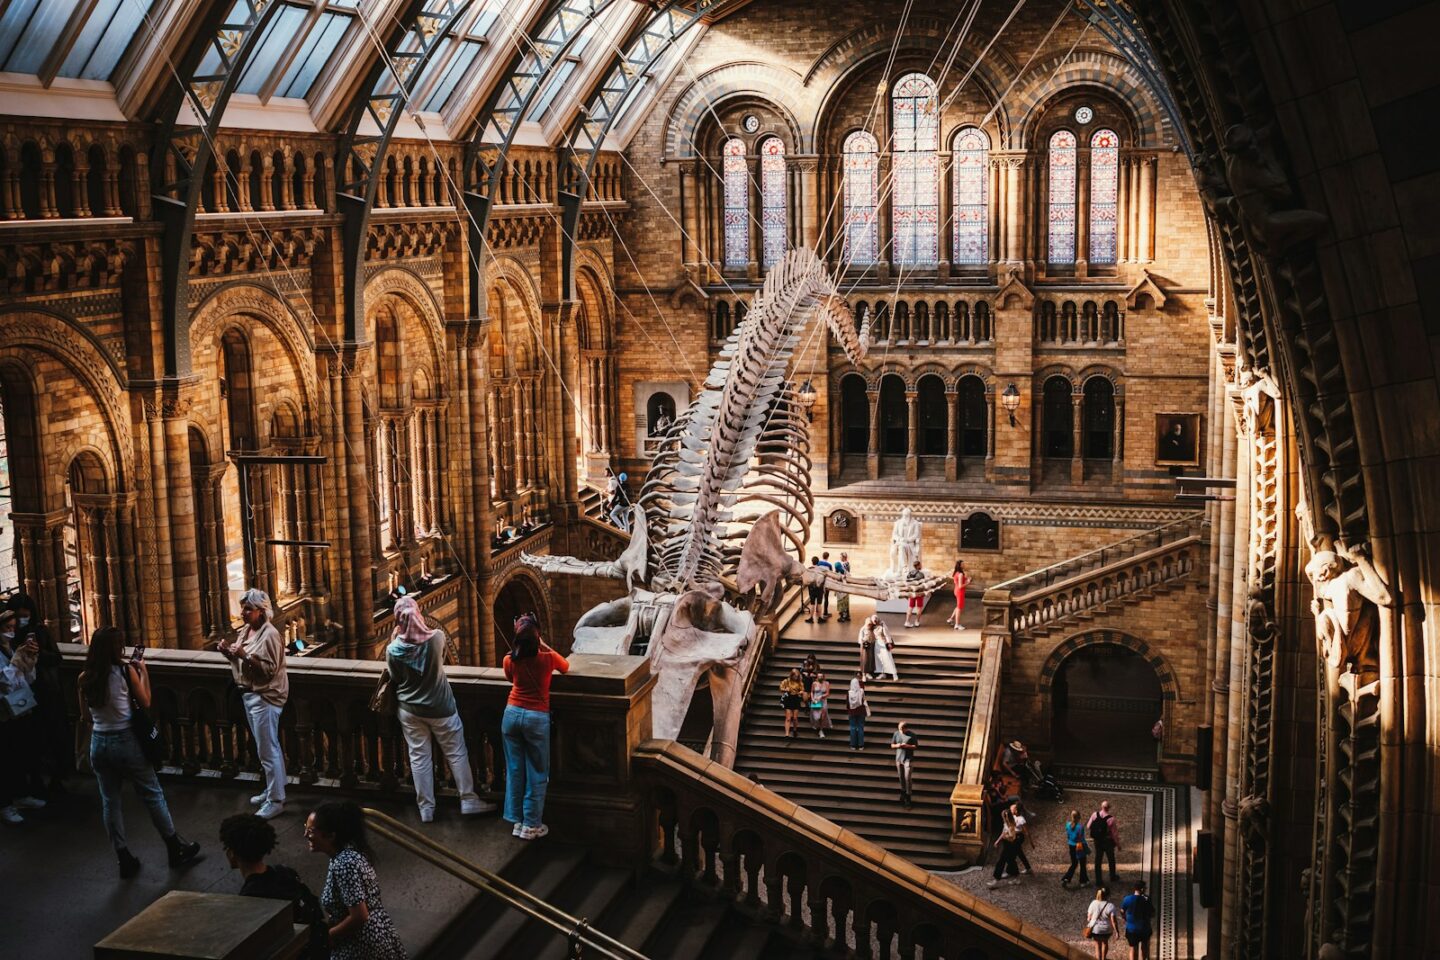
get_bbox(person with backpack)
[1009,801,1034,875]
[220,813,326,958]
[1087,800,1122,886]
[1121,880,1155,959]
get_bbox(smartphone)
[131,643,145,661]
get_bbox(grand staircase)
[426,841,836,959]
[732,616,980,869]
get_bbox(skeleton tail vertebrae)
[639,249,868,592]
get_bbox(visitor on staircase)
[988,807,1023,887]
[306,801,408,959]
[846,673,869,749]
[386,596,493,823]
[219,588,288,820]
[220,813,327,958]
[946,560,972,630]
[808,672,832,738]
[904,561,926,628]
[502,614,569,840]
[1062,808,1092,887]
[778,669,806,739]
[891,721,918,807]
[819,552,834,618]
[800,653,821,700]
[834,553,852,622]
[859,615,900,680]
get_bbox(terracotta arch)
[1035,629,1178,761]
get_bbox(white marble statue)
[887,507,922,577]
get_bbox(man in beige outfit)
[219,588,288,819]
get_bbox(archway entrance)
[493,576,547,665]
[1050,643,1163,769]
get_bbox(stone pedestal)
[94,891,308,959]
[875,592,934,615]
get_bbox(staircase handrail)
[989,514,1203,598]
[363,808,650,960]
[739,583,806,710]
[634,740,1087,960]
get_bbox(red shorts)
[908,596,923,611]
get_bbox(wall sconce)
[798,380,818,421]
[1001,383,1021,427]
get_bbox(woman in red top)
[501,614,569,840]
[946,560,972,631]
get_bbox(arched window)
[1042,376,1074,458]
[958,376,987,457]
[840,374,870,456]
[1088,129,1119,265]
[879,375,907,456]
[759,138,787,268]
[892,73,939,266]
[842,131,879,265]
[1047,130,1077,265]
[951,127,989,265]
[722,138,748,268]
[917,375,946,456]
[1082,378,1115,459]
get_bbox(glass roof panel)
[273,9,351,98]
[56,0,155,81]
[0,0,74,75]
[234,4,309,95]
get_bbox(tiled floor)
[1,777,519,958]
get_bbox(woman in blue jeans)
[501,615,569,840]
[79,626,201,877]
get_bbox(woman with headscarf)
[219,588,288,819]
[859,615,899,680]
[386,597,491,823]
[845,672,869,750]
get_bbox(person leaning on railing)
[385,596,495,823]
[218,588,289,820]
[501,614,569,841]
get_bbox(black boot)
[117,848,141,879]
[165,833,201,867]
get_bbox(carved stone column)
[796,157,819,252]
[1075,155,1091,274]
[679,161,698,267]
[1138,156,1156,263]
[1070,388,1084,484]
[905,389,919,481]
[9,510,68,633]
[945,385,958,482]
[1219,392,1252,948]
[1005,157,1025,264]
[162,394,204,648]
[866,387,880,481]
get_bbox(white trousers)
[398,710,478,814]
[242,692,287,803]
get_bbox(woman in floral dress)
[306,801,407,959]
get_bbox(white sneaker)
[249,793,267,806]
[256,802,284,820]
[0,806,23,825]
[419,808,434,824]
[13,796,45,810]
[460,799,497,816]
[818,731,826,739]
[521,824,549,840]
[512,822,525,837]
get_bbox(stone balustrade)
[982,516,1205,640]
[58,645,656,861]
[948,632,1004,863]
[635,740,1084,960]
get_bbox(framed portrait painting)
[1155,412,1201,466]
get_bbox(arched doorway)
[493,575,548,665]
[1050,642,1164,769]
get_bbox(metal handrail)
[990,515,1200,595]
[361,808,650,960]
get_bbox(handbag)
[369,668,398,716]
[125,670,166,766]
[1,680,36,720]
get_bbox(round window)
[1074,105,1094,125]
[741,114,760,133]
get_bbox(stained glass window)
[760,138,787,268]
[723,138,749,268]
[1089,128,1119,265]
[892,73,939,266]
[1048,129,1077,265]
[842,131,879,265]
[952,127,989,265]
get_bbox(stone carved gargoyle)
[1304,540,1395,676]
[523,248,945,766]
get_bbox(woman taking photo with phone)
[79,626,200,877]
[502,614,568,840]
